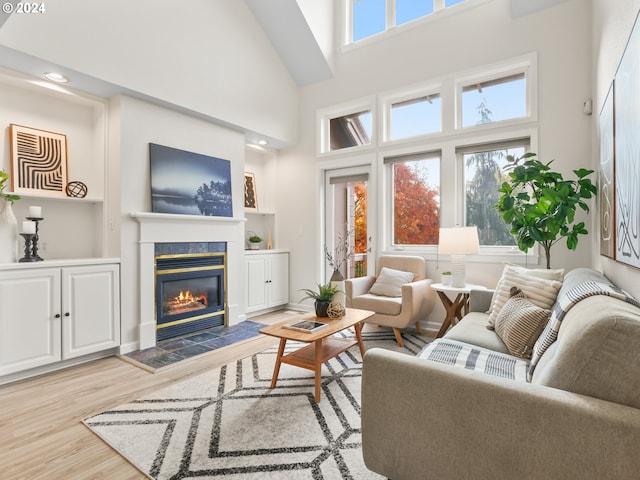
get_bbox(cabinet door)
[0,269,61,375]
[246,255,268,313]
[269,253,289,307]
[61,264,120,359]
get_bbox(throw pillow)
[487,263,563,328]
[369,267,415,297]
[494,287,551,359]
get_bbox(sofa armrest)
[345,276,376,306]
[468,288,494,313]
[362,348,640,480]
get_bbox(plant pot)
[441,274,451,286]
[330,269,346,307]
[248,242,260,250]
[0,199,18,263]
[315,300,331,317]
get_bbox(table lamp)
[438,226,480,287]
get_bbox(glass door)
[324,166,371,281]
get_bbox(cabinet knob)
[54,314,61,318]
[65,312,70,317]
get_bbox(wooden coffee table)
[259,308,374,402]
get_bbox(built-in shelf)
[8,192,103,204]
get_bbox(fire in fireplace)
[155,252,226,341]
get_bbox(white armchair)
[345,255,435,346]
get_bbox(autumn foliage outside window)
[392,160,440,245]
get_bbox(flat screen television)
[149,143,233,217]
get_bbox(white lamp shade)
[438,226,480,255]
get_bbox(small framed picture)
[244,172,258,211]
[10,124,68,197]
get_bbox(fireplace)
[155,246,226,341]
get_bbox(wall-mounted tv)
[149,143,233,217]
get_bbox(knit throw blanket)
[527,281,640,381]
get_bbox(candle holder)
[26,216,44,261]
[19,233,37,262]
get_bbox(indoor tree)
[495,152,597,268]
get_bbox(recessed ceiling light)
[257,139,268,146]
[43,72,69,83]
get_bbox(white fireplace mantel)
[131,212,246,349]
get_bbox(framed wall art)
[244,172,258,211]
[614,11,640,268]
[599,82,615,259]
[149,143,233,217]
[10,124,68,197]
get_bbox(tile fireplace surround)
[131,212,245,350]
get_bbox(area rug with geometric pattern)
[84,330,430,479]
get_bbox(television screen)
[149,143,233,217]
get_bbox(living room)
[0,0,638,478]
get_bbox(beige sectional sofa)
[361,267,640,479]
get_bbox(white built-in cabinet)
[0,260,120,380]
[245,251,289,315]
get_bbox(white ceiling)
[245,0,334,86]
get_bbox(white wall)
[593,0,640,299]
[0,0,299,146]
[277,0,593,324]
[112,95,246,351]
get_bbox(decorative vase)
[315,300,331,317]
[330,269,346,307]
[0,199,19,263]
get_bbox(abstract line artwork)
[10,124,68,197]
[614,12,640,268]
[599,82,615,259]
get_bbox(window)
[461,73,526,127]
[353,0,386,42]
[389,94,441,140]
[461,140,529,246]
[349,0,468,43]
[396,0,433,26]
[329,110,372,151]
[387,153,440,245]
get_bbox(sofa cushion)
[487,264,562,328]
[418,339,529,382]
[444,312,510,354]
[368,267,415,297]
[350,293,402,316]
[494,288,550,359]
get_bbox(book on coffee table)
[283,319,329,333]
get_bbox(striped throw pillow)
[494,287,551,359]
[487,264,562,328]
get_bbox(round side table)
[430,283,487,338]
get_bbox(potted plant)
[0,169,20,263]
[495,153,596,269]
[441,271,452,285]
[0,170,20,204]
[247,232,262,250]
[300,282,341,317]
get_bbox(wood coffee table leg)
[270,338,287,389]
[354,322,366,356]
[314,338,323,402]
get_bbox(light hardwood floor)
[0,311,295,480]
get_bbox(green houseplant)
[0,169,20,204]
[300,282,340,317]
[495,153,597,269]
[0,169,20,263]
[247,232,262,250]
